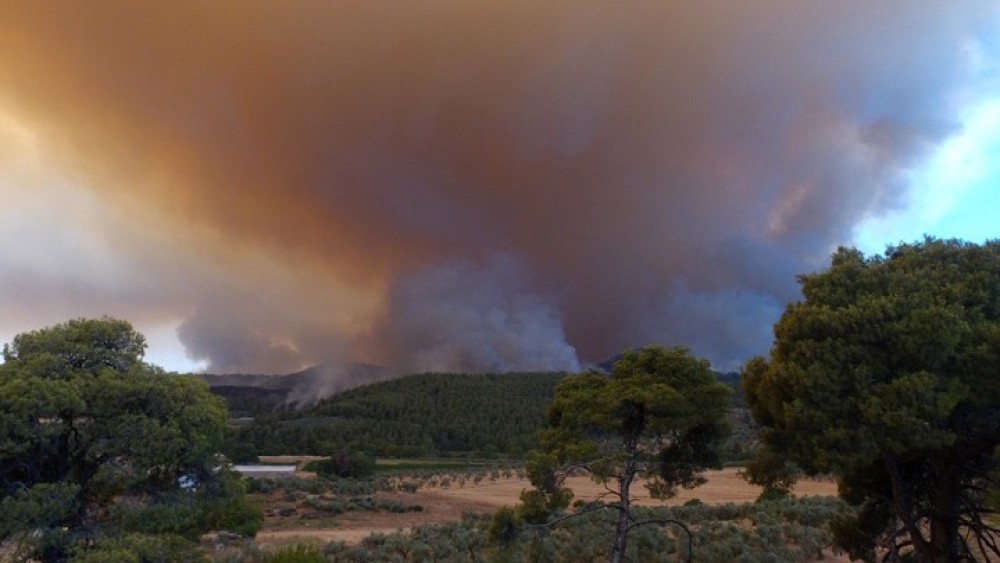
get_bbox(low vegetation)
[211,495,849,562]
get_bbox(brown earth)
[253,468,840,549]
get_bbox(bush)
[331,450,376,479]
[264,544,327,563]
[315,497,850,562]
[488,506,521,543]
[72,533,205,563]
[756,487,792,503]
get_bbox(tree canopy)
[743,238,1000,562]
[514,346,731,563]
[0,317,260,561]
[225,371,567,459]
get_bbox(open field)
[253,467,839,549]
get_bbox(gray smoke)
[0,2,996,376]
[376,256,581,373]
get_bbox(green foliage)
[0,482,80,537]
[71,533,206,563]
[829,482,894,562]
[540,346,731,496]
[201,470,265,537]
[222,432,260,463]
[113,468,261,540]
[315,449,376,479]
[2,316,147,375]
[301,497,849,562]
[522,346,732,561]
[221,368,749,463]
[488,505,522,543]
[211,385,291,418]
[264,544,327,563]
[755,486,792,504]
[0,317,262,561]
[224,372,567,458]
[115,493,205,539]
[299,494,423,515]
[517,453,571,524]
[325,513,490,561]
[743,238,1000,561]
[741,449,801,499]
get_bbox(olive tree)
[743,238,1000,562]
[513,346,731,563]
[0,317,260,561]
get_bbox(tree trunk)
[882,454,934,561]
[927,464,960,563]
[884,453,962,563]
[609,454,637,563]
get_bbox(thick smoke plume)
[0,2,995,377]
[376,256,581,373]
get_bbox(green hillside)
[222,372,568,460]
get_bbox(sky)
[1,2,998,381]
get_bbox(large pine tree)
[744,238,1000,562]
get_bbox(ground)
[252,468,840,549]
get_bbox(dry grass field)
[253,468,839,549]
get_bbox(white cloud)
[853,97,1000,253]
[141,319,208,373]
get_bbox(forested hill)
[197,362,395,414]
[219,369,748,461]
[223,372,568,459]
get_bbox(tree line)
[217,369,754,464]
[220,372,568,460]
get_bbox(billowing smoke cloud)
[0,2,996,377]
[376,256,580,373]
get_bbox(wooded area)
[221,372,567,460]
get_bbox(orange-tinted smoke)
[0,1,993,373]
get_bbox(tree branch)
[522,501,619,531]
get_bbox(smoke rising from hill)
[0,2,995,374]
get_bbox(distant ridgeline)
[202,368,749,461]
